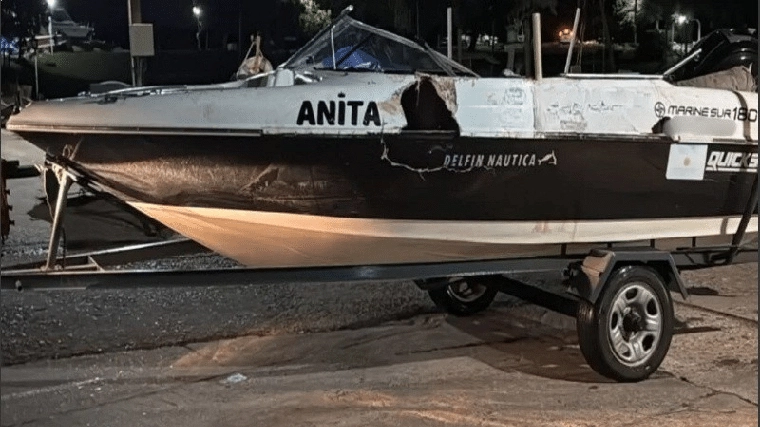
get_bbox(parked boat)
[43,7,95,40]
[7,11,757,268]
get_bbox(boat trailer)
[1,161,757,383]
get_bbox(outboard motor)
[665,29,757,91]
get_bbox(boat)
[44,7,95,41]
[6,9,758,268]
[8,6,241,100]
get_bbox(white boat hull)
[131,202,758,267]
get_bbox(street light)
[672,14,701,49]
[46,0,56,52]
[671,14,685,45]
[193,6,202,50]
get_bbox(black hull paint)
[19,131,758,221]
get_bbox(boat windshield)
[281,14,477,77]
[51,9,73,23]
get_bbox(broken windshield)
[281,14,477,77]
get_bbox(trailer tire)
[426,276,499,316]
[577,265,674,382]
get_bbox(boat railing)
[558,73,664,80]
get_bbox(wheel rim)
[446,279,489,303]
[607,282,662,367]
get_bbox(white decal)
[443,151,558,170]
[706,151,758,173]
[538,152,558,165]
[506,88,525,105]
[655,102,758,123]
[666,144,707,181]
[380,134,558,178]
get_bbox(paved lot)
[1,288,757,427]
[1,130,758,426]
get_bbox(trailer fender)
[565,249,690,303]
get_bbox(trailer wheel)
[577,265,674,382]
[425,276,500,316]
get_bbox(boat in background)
[6,10,757,268]
[43,7,95,41]
[16,44,242,100]
[4,6,242,100]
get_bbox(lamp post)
[671,14,686,44]
[672,14,701,50]
[46,0,55,52]
[193,6,202,50]
[127,0,144,87]
[633,0,637,45]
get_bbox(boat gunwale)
[6,123,707,144]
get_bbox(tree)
[636,0,676,27]
[504,0,559,22]
[292,0,559,50]
[302,0,415,37]
[293,0,331,36]
[616,0,676,65]
[1,0,46,40]
[598,0,616,71]
[453,0,558,51]
[387,0,414,36]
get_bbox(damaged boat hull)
[6,12,758,268]
[14,130,757,266]
[16,132,757,220]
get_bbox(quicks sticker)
[666,146,756,180]
[297,93,381,126]
[705,150,758,173]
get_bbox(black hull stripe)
[17,131,758,221]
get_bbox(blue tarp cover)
[321,46,380,70]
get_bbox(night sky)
[7,0,760,50]
[51,0,301,49]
